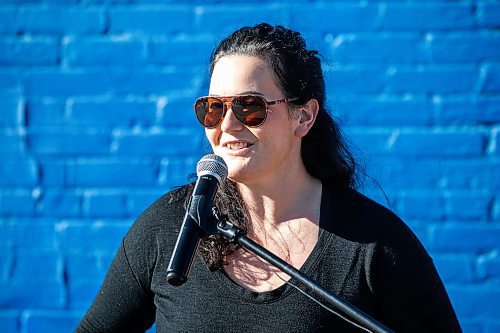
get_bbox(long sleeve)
[375,244,462,332]
[75,187,188,333]
[75,240,156,333]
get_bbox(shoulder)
[129,183,193,235]
[122,184,193,261]
[321,184,430,260]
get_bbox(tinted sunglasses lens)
[232,96,267,127]
[195,97,223,128]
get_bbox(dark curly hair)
[194,23,359,270]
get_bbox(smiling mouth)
[224,142,252,150]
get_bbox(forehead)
[209,55,281,96]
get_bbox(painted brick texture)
[0,1,498,332]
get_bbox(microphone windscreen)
[196,154,228,183]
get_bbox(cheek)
[205,128,219,147]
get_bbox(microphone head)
[196,154,228,184]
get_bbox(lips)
[222,140,253,151]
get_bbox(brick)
[493,129,500,157]
[20,7,104,34]
[68,280,101,310]
[26,99,66,127]
[359,187,396,212]
[0,7,19,34]
[113,129,203,155]
[0,280,65,309]
[485,321,500,333]
[37,0,81,2]
[491,129,500,157]
[24,70,113,96]
[22,311,82,333]
[5,219,57,250]
[70,98,157,127]
[65,251,113,282]
[327,33,426,64]
[109,6,192,33]
[334,96,431,127]
[194,5,287,34]
[0,131,24,155]
[390,131,486,157]
[0,159,38,186]
[109,69,203,95]
[0,98,24,127]
[433,254,475,283]
[477,252,500,280]
[81,0,128,2]
[368,158,441,189]
[0,69,21,94]
[290,3,379,32]
[479,2,500,27]
[325,67,385,94]
[40,160,65,186]
[58,221,130,251]
[11,249,62,282]
[343,128,391,156]
[66,159,158,187]
[27,130,110,155]
[0,246,13,281]
[40,191,81,217]
[483,65,500,92]
[397,191,445,220]
[24,69,203,96]
[430,225,500,252]
[0,191,36,217]
[385,66,478,93]
[430,33,500,63]
[162,96,199,127]
[448,286,500,318]
[159,157,196,189]
[441,160,499,191]
[63,36,147,66]
[149,35,215,65]
[0,37,58,66]
[0,311,19,333]
[381,3,475,31]
[494,196,500,221]
[436,96,500,125]
[459,320,483,333]
[83,192,128,218]
[445,191,493,220]
[127,190,166,216]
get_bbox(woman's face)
[206,55,302,185]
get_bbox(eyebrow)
[209,91,265,97]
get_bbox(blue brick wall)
[0,1,498,332]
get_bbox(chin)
[225,163,252,183]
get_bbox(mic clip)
[210,207,244,243]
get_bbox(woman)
[76,23,461,332]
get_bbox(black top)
[76,184,462,332]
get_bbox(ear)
[294,99,319,138]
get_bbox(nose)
[220,102,243,132]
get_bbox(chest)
[150,231,376,332]
[222,223,319,292]
[152,258,373,333]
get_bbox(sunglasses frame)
[194,95,299,128]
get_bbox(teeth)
[226,142,248,150]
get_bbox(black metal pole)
[214,213,395,333]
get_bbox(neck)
[235,159,322,239]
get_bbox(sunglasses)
[194,95,298,128]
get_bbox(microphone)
[166,154,228,286]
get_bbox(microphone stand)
[208,208,394,333]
